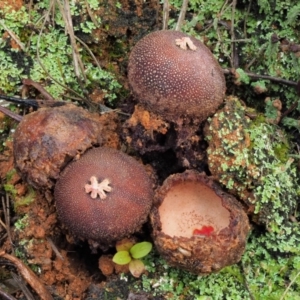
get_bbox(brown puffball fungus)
[13,104,102,189]
[150,170,250,274]
[54,147,153,245]
[128,30,226,123]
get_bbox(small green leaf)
[130,242,152,259]
[112,251,131,265]
[129,259,145,278]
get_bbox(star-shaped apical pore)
[175,37,197,51]
[85,176,112,199]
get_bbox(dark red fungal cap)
[54,147,153,243]
[128,30,226,122]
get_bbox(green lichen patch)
[0,1,122,103]
[124,227,300,299]
[205,96,299,230]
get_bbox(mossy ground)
[0,0,300,299]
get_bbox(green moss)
[14,187,36,210]
[273,142,290,163]
[3,183,17,198]
[5,168,17,182]
[249,114,266,129]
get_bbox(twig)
[55,0,95,108]
[0,233,8,243]
[239,262,255,300]
[162,0,169,30]
[0,251,53,300]
[245,73,297,86]
[202,1,231,34]
[1,94,38,108]
[0,106,23,122]
[0,20,25,51]
[0,94,66,110]
[84,0,100,27]
[0,217,6,230]
[75,36,102,70]
[280,270,300,300]
[280,100,299,120]
[245,43,267,70]
[230,39,252,43]
[175,0,189,31]
[46,237,64,261]
[1,195,13,249]
[56,0,87,83]
[243,0,252,38]
[11,272,36,300]
[36,5,87,103]
[22,79,55,101]
[223,68,298,86]
[231,0,238,68]
[0,288,17,300]
[28,0,33,23]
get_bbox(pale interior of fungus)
[159,182,230,238]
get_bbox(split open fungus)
[150,170,250,274]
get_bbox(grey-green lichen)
[0,1,121,102]
[121,231,300,299]
[205,96,299,231]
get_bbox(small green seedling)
[112,241,152,278]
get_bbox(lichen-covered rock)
[150,170,250,274]
[54,147,153,245]
[204,96,299,228]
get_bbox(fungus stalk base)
[158,182,230,238]
[85,176,112,199]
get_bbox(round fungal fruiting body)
[13,104,102,189]
[54,147,153,244]
[128,30,226,123]
[150,170,250,274]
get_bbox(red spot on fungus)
[193,225,214,236]
[151,170,250,274]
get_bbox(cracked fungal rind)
[13,104,102,189]
[128,30,226,123]
[54,147,153,244]
[150,170,250,274]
